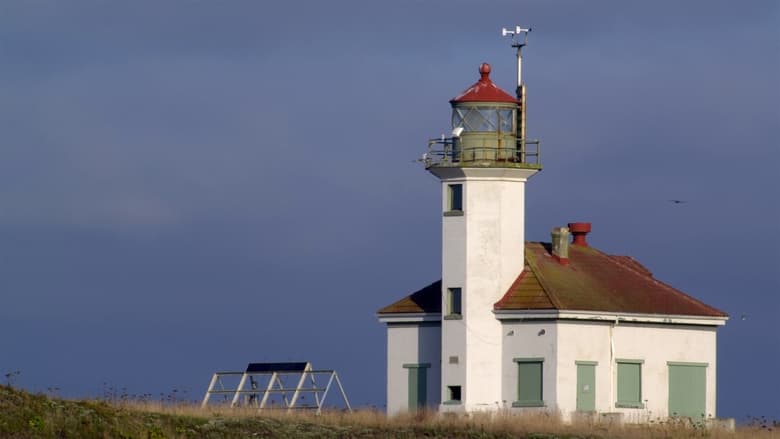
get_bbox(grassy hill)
[0,385,774,438]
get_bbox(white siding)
[386,323,441,415]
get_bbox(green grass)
[1,385,773,439]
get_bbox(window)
[452,107,515,133]
[445,288,462,318]
[498,109,515,133]
[513,358,544,407]
[446,385,461,403]
[447,184,463,212]
[616,359,644,408]
[452,107,497,132]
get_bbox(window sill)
[443,314,462,320]
[615,402,645,409]
[443,210,464,217]
[512,401,545,408]
[442,400,462,405]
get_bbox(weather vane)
[502,25,533,149]
[501,25,532,93]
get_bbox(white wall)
[608,323,717,421]
[500,320,718,421]
[554,321,610,420]
[386,322,442,415]
[500,321,558,411]
[441,197,466,409]
[462,177,524,409]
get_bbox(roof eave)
[449,97,519,105]
[376,312,442,324]
[493,309,728,326]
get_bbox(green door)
[576,362,596,411]
[407,366,427,411]
[668,363,706,419]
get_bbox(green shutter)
[516,361,543,405]
[668,364,706,419]
[406,365,427,411]
[617,362,641,407]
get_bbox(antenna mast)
[502,25,532,159]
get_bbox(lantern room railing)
[424,138,541,168]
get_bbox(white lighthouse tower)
[425,28,541,411]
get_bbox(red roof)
[494,243,728,317]
[450,63,518,104]
[378,243,727,319]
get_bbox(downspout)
[609,317,618,409]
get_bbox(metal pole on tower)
[502,26,531,162]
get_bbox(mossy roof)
[377,280,442,314]
[495,242,727,317]
[378,243,727,318]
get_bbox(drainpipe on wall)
[609,317,618,410]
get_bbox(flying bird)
[668,199,688,204]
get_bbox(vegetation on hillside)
[0,385,775,439]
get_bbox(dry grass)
[120,400,778,439]
[2,384,775,438]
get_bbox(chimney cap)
[568,222,591,247]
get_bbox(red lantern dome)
[450,63,518,104]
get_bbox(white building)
[377,54,727,422]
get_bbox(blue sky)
[1,0,778,419]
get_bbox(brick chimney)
[568,222,592,247]
[551,227,570,265]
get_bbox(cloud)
[0,0,777,415]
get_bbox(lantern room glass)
[452,107,515,133]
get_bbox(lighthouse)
[378,29,724,420]
[425,32,541,411]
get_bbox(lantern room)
[425,62,540,169]
[450,63,518,161]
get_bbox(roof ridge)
[608,254,652,277]
[589,247,728,317]
[524,244,564,310]
[607,254,653,277]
